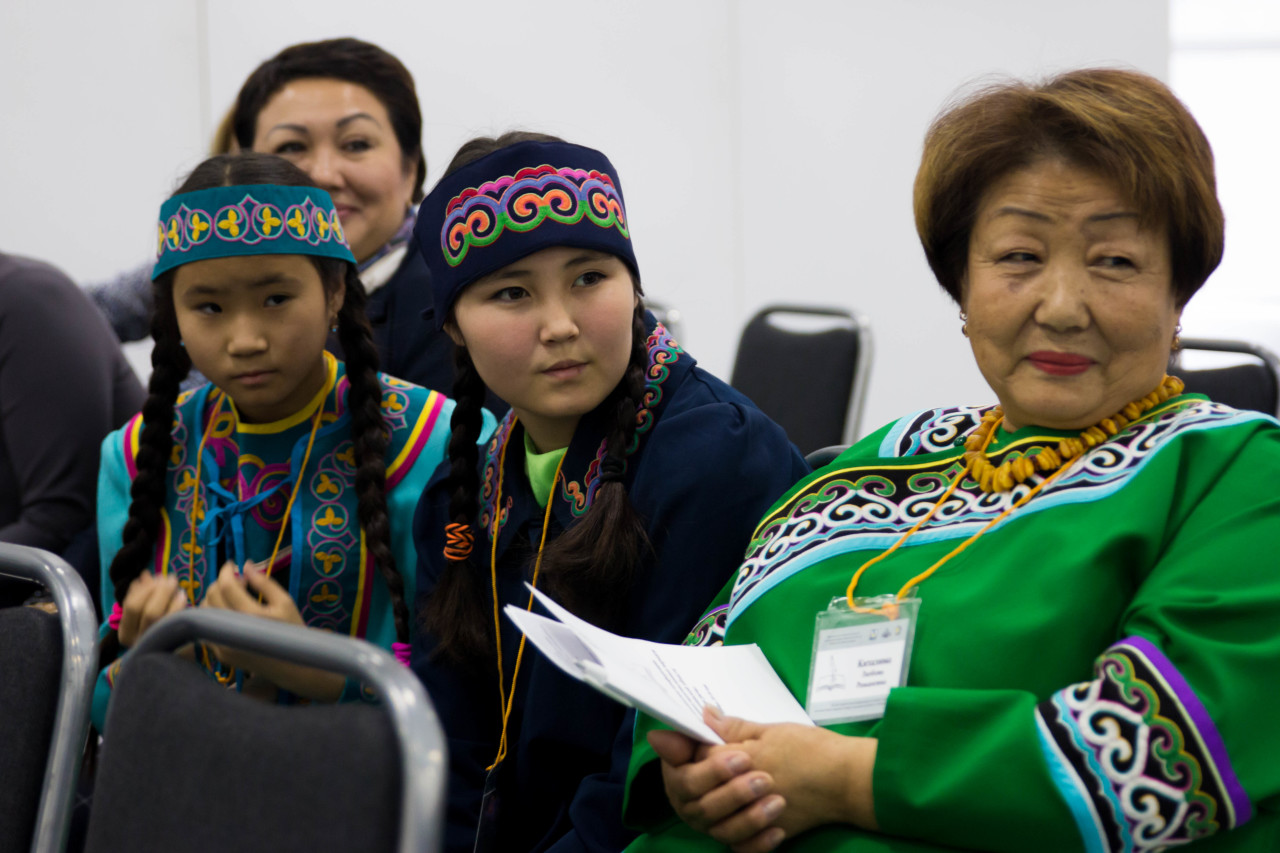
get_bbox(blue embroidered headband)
[415,141,639,328]
[152,184,357,280]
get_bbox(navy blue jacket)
[411,321,809,853]
[367,240,508,416]
[364,239,454,394]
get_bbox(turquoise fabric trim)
[153,184,356,278]
[1035,708,1109,853]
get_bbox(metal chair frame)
[126,609,447,853]
[0,544,98,853]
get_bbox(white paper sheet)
[505,585,813,744]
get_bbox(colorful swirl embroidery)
[729,400,1256,622]
[558,323,684,516]
[479,413,518,541]
[441,165,629,267]
[1035,637,1251,851]
[684,605,729,647]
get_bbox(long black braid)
[324,259,410,644]
[98,276,191,670]
[421,345,492,661]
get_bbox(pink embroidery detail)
[392,641,411,667]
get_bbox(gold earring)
[960,310,969,338]
[1172,323,1182,352]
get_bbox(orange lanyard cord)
[487,424,567,771]
[845,415,1076,608]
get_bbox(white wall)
[736,0,1169,430]
[1170,0,1280,359]
[0,0,1169,435]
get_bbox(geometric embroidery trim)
[1034,636,1251,851]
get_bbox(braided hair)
[99,152,409,670]
[423,132,651,661]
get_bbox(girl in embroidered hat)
[91,152,484,731]
[408,132,810,853]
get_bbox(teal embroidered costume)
[625,394,1280,851]
[93,353,455,729]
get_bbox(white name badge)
[806,595,920,725]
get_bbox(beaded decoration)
[964,375,1186,493]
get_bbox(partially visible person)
[0,252,144,606]
[624,68,1280,852]
[232,37,471,397]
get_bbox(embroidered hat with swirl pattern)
[415,140,640,328]
[151,184,356,280]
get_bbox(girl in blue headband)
[92,152,476,730]
[409,132,809,853]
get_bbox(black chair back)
[730,305,872,454]
[88,654,399,853]
[1172,338,1280,417]
[0,607,61,853]
[84,609,446,853]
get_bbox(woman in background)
[91,38,475,402]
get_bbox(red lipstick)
[1027,351,1094,376]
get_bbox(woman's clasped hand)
[650,706,878,852]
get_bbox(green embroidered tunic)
[624,395,1280,851]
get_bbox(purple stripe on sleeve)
[1120,635,1253,825]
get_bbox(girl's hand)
[202,560,304,627]
[200,561,343,701]
[649,707,879,852]
[117,571,187,648]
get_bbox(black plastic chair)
[1172,337,1280,417]
[0,544,98,853]
[730,305,873,454]
[805,444,850,470]
[84,609,446,853]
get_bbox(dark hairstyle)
[99,151,409,671]
[914,67,1223,308]
[232,37,426,202]
[424,131,651,661]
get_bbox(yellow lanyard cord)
[487,424,567,771]
[260,399,325,591]
[182,391,227,594]
[845,414,1076,608]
